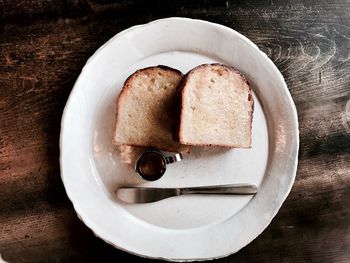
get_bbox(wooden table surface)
[1,0,350,262]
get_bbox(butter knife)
[117,184,258,203]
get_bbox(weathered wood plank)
[1,0,350,262]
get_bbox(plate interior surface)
[93,51,269,229]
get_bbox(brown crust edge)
[176,63,254,148]
[113,65,191,153]
[172,72,189,143]
[118,143,191,154]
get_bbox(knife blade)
[117,184,258,204]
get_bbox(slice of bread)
[113,66,190,153]
[176,64,254,148]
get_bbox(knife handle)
[179,184,258,195]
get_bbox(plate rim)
[59,17,299,261]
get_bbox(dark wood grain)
[1,0,350,262]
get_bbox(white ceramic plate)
[60,17,299,261]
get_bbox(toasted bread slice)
[176,64,254,148]
[113,66,190,153]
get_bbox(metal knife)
[117,184,258,204]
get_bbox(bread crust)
[175,63,254,148]
[113,66,190,153]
